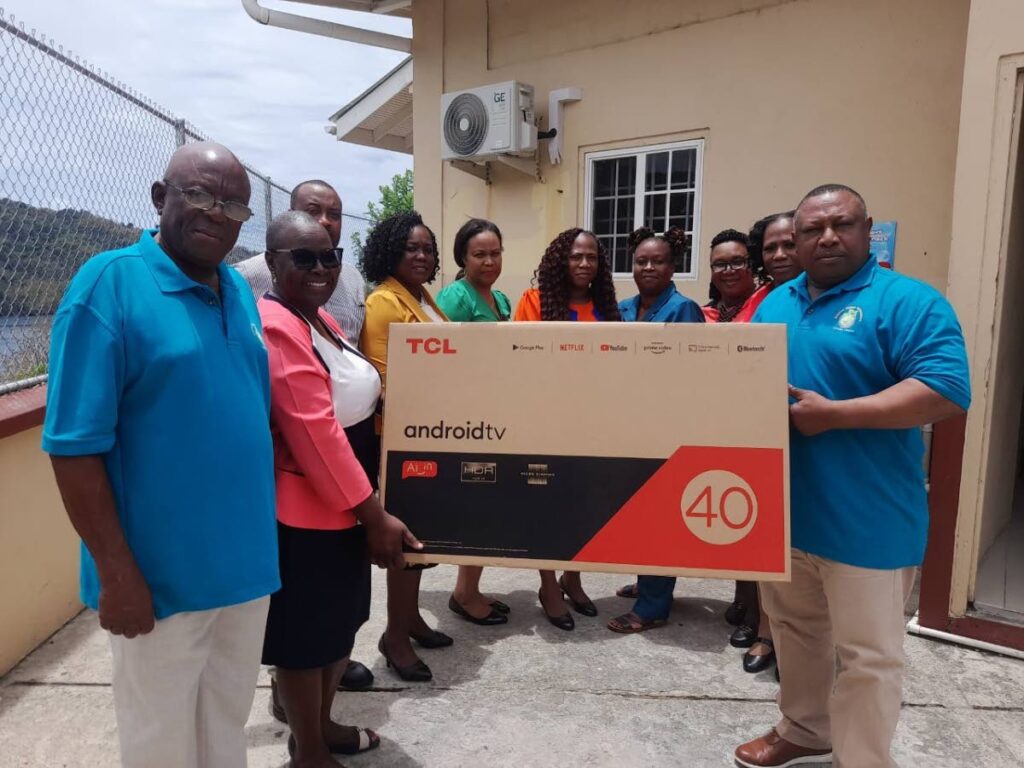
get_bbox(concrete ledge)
[0,385,46,440]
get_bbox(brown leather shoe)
[734,729,832,767]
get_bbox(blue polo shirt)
[753,258,970,569]
[618,285,705,323]
[42,230,280,618]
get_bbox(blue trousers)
[633,575,676,621]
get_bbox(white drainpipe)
[240,0,411,52]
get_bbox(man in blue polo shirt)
[43,142,279,768]
[734,184,970,768]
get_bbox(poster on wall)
[870,220,898,269]
[381,322,791,581]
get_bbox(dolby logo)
[512,343,546,352]
[600,343,629,352]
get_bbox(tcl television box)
[381,322,790,581]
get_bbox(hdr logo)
[407,337,457,354]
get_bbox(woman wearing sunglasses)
[257,211,419,767]
[360,211,452,682]
[436,218,512,627]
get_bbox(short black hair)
[797,183,867,215]
[710,228,750,251]
[707,229,751,302]
[290,179,337,208]
[360,210,439,284]
[266,210,323,251]
[748,210,795,282]
[453,218,502,268]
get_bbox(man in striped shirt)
[235,179,366,340]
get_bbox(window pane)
[592,198,614,235]
[616,196,635,235]
[616,156,637,195]
[598,235,615,260]
[668,191,693,231]
[612,236,630,273]
[671,149,696,189]
[593,159,615,197]
[644,194,666,231]
[646,151,669,192]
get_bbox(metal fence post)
[0,18,291,392]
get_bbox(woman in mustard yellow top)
[359,211,451,683]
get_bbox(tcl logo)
[407,338,457,354]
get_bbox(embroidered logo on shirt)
[834,306,863,333]
[250,322,265,348]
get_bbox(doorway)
[973,74,1024,622]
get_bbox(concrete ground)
[1,568,1022,768]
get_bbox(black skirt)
[262,416,375,670]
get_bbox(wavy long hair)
[532,228,620,321]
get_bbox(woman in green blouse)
[436,218,512,625]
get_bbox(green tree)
[350,169,413,258]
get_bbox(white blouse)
[307,320,381,428]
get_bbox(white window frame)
[583,138,704,280]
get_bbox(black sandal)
[559,575,597,617]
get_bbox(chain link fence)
[0,9,327,392]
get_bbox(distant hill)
[0,198,258,316]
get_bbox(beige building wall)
[413,0,969,306]
[945,0,1024,616]
[0,427,81,675]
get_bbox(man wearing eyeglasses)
[43,142,280,768]
[234,180,366,341]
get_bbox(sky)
[0,0,413,241]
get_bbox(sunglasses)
[163,181,254,223]
[269,247,344,270]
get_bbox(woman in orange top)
[514,227,620,631]
[258,212,419,765]
[701,229,770,323]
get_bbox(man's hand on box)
[788,384,843,436]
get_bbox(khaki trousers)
[108,596,270,768]
[761,550,915,768]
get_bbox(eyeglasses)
[268,248,343,270]
[163,181,254,223]
[710,258,750,274]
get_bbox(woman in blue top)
[436,219,512,626]
[610,227,703,633]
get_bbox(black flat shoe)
[338,659,374,690]
[730,624,756,648]
[558,575,597,617]
[409,628,454,648]
[448,595,509,625]
[490,599,511,614]
[378,635,432,682]
[538,589,574,631]
[743,639,777,674]
[725,600,747,626]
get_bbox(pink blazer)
[258,296,373,530]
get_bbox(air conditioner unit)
[440,82,537,161]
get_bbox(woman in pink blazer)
[258,211,420,766]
